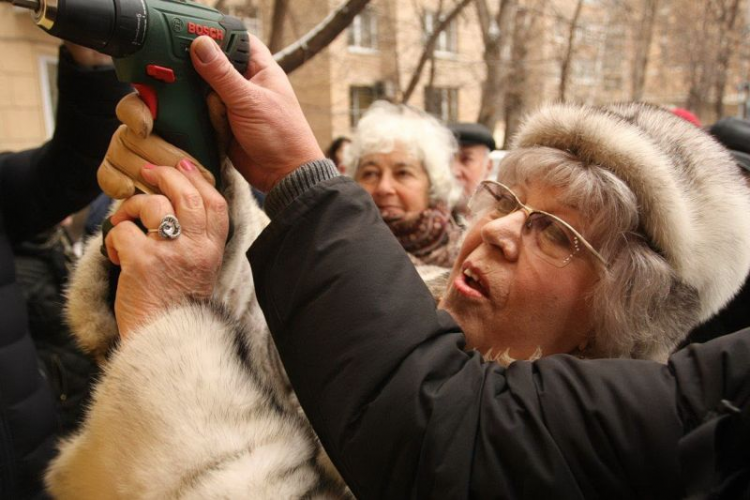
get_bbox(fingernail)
[142,163,156,180]
[194,37,218,63]
[179,159,196,172]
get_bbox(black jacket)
[250,173,750,499]
[0,46,128,499]
[14,227,99,436]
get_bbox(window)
[38,55,59,138]
[350,85,384,126]
[349,8,378,50]
[424,11,458,54]
[425,87,458,123]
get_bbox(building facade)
[0,5,60,152]
[2,0,749,153]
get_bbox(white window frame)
[425,86,458,123]
[350,85,380,127]
[38,55,59,139]
[348,8,378,52]
[424,11,458,56]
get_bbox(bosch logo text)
[187,22,225,41]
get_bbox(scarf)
[385,204,462,267]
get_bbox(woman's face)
[439,180,601,359]
[355,143,431,221]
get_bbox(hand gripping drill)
[4,0,251,192]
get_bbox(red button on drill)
[132,84,158,120]
[146,65,176,84]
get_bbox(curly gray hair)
[344,100,461,208]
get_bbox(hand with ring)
[104,161,229,338]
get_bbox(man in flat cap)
[448,122,496,199]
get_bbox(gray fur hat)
[512,102,750,325]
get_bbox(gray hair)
[495,147,700,361]
[344,101,461,208]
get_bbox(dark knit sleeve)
[262,159,339,219]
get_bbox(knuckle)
[153,194,175,215]
[182,192,203,210]
[208,195,228,214]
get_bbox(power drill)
[4,0,251,192]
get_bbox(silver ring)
[148,215,181,240]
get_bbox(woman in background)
[347,101,463,268]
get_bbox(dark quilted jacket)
[0,46,128,499]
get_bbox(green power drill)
[4,0,251,192]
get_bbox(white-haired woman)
[346,101,463,268]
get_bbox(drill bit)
[1,0,40,10]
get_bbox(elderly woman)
[444,140,727,363]
[346,101,463,268]
[48,35,750,499]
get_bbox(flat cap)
[448,122,496,151]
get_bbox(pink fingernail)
[179,159,196,172]
[142,164,156,180]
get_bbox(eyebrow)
[512,184,580,216]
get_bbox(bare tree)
[400,0,474,103]
[274,0,372,74]
[475,0,517,130]
[683,0,745,120]
[559,0,584,101]
[502,0,545,148]
[713,0,743,117]
[683,2,714,115]
[268,0,290,53]
[631,0,659,101]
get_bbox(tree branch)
[558,0,584,101]
[268,0,290,53]
[274,0,373,74]
[401,0,473,103]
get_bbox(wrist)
[263,159,339,219]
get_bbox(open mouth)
[455,264,489,298]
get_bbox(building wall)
[4,0,748,154]
[0,5,60,152]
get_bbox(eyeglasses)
[467,181,608,268]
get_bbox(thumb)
[116,93,153,139]
[191,36,250,109]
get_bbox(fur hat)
[512,102,750,324]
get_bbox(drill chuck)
[7,0,148,58]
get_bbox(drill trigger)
[132,83,158,120]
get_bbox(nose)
[480,211,525,261]
[374,172,396,197]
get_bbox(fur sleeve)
[65,164,269,363]
[46,302,347,499]
[53,164,349,498]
